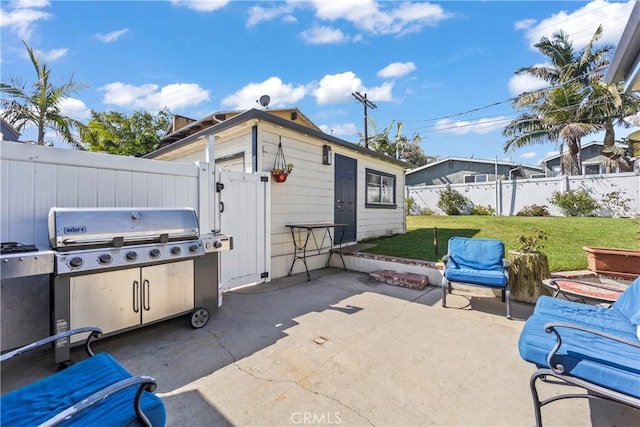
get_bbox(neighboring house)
[1,118,20,142]
[606,2,639,93]
[540,141,629,176]
[405,157,543,186]
[145,107,408,282]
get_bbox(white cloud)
[377,62,416,78]
[248,0,449,36]
[100,82,210,111]
[318,122,357,137]
[0,0,52,40]
[519,151,537,159]
[433,116,510,135]
[516,0,635,50]
[301,25,346,44]
[313,72,363,105]
[96,28,128,43]
[508,73,549,96]
[221,77,307,110]
[170,0,229,12]
[247,3,298,27]
[312,71,394,105]
[310,0,449,35]
[59,97,91,120]
[33,47,67,62]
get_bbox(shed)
[145,108,409,288]
[406,157,543,186]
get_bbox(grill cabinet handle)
[133,281,139,313]
[143,279,151,311]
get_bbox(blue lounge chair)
[1,327,166,426]
[441,237,511,319]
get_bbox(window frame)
[463,174,488,183]
[365,168,397,209]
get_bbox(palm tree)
[504,25,639,174]
[1,40,86,147]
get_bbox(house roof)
[406,156,529,175]
[159,108,321,147]
[606,2,640,93]
[539,141,628,163]
[145,108,409,167]
[0,117,20,141]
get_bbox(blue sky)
[0,0,636,166]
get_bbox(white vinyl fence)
[407,173,640,217]
[0,141,215,249]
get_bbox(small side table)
[541,278,627,305]
[285,223,347,281]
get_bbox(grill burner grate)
[1,242,40,255]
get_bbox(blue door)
[334,154,357,242]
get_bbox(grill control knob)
[98,253,112,265]
[125,251,138,261]
[214,240,223,249]
[68,256,83,268]
[189,244,200,253]
[170,246,181,255]
[149,248,161,258]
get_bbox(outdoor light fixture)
[322,144,332,165]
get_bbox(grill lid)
[49,207,199,249]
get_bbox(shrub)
[515,229,547,253]
[549,190,599,217]
[470,204,495,215]
[517,204,550,217]
[437,185,470,215]
[406,196,420,216]
[420,207,437,216]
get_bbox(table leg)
[326,226,347,270]
[287,227,313,281]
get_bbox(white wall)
[407,173,640,217]
[0,141,211,249]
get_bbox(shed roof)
[605,2,640,93]
[145,108,409,167]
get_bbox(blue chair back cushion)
[1,353,166,426]
[614,276,640,325]
[518,313,640,399]
[445,237,507,288]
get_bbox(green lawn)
[361,216,640,272]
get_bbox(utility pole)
[351,92,377,148]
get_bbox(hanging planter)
[271,138,294,183]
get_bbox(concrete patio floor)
[2,268,638,426]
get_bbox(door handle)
[143,279,151,311]
[133,281,139,313]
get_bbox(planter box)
[583,246,640,279]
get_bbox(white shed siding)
[1,141,201,249]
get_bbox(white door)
[217,169,270,290]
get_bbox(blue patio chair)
[441,237,511,319]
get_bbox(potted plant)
[271,163,294,183]
[507,229,551,304]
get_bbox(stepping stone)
[369,269,429,290]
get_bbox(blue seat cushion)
[445,267,507,287]
[613,276,640,325]
[534,296,637,338]
[1,353,166,426]
[447,237,505,271]
[519,313,640,399]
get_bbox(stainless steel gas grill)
[49,207,232,364]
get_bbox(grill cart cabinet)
[69,261,195,343]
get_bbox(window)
[463,174,488,183]
[530,173,546,179]
[551,166,562,177]
[583,163,602,175]
[366,169,396,208]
